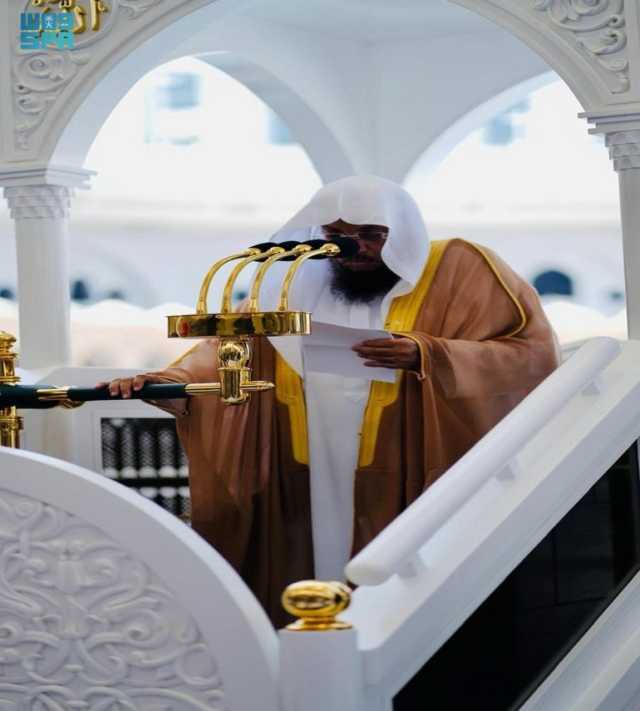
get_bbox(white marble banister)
[346,336,621,587]
[341,338,640,707]
[0,445,279,710]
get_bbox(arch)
[450,0,631,109]
[199,52,354,182]
[403,70,556,183]
[8,0,634,180]
[13,0,219,164]
[49,6,354,183]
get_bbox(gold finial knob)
[0,332,18,385]
[282,580,353,631]
[0,331,21,447]
[0,331,16,352]
[217,338,250,367]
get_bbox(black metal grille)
[101,418,190,522]
[394,444,640,711]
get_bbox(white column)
[4,185,72,369]
[605,128,640,339]
[0,167,92,370]
[585,114,640,340]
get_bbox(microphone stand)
[0,238,357,447]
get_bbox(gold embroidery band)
[466,243,528,338]
[276,353,309,465]
[358,239,450,468]
[273,241,451,468]
[357,239,529,467]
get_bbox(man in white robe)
[103,176,559,629]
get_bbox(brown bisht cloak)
[148,239,560,626]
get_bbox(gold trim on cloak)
[357,239,450,467]
[358,240,529,466]
[264,238,529,468]
[465,242,528,338]
[274,240,450,467]
[275,352,309,465]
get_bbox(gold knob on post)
[282,580,353,631]
[0,332,22,448]
[0,331,18,383]
[217,338,251,404]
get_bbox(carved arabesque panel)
[0,488,226,710]
[12,0,182,155]
[13,49,90,152]
[532,0,630,93]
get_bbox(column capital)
[582,110,640,172]
[0,164,94,190]
[0,164,94,220]
[605,130,640,172]
[4,185,72,220]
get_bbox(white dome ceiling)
[246,0,496,41]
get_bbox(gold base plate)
[167,311,311,338]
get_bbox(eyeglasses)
[320,227,389,243]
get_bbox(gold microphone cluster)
[167,238,353,339]
[0,238,355,438]
[165,237,355,404]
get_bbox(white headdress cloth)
[258,175,430,372]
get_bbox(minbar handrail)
[346,336,622,586]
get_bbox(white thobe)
[302,285,384,581]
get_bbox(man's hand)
[96,373,167,399]
[352,336,420,372]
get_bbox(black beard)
[329,260,400,304]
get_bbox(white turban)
[258,175,430,371]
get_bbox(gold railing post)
[0,332,23,449]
